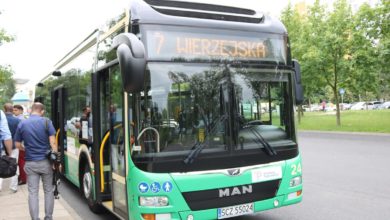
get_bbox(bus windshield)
[130,62,297,173]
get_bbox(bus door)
[98,64,128,218]
[51,86,66,173]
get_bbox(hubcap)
[83,171,92,198]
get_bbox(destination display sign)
[145,28,287,62]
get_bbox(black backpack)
[0,110,17,178]
[0,155,17,178]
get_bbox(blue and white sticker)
[138,182,149,193]
[162,181,173,192]
[150,182,161,193]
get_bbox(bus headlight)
[139,196,169,207]
[289,176,302,187]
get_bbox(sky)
[0,0,374,87]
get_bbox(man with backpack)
[0,103,21,192]
[14,102,58,220]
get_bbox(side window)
[63,72,81,156]
[78,72,93,147]
[61,62,93,149]
[100,71,110,137]
[136,70,163,154]
[110,65,125,176]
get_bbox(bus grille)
[144,0,264,23]
[182,179,280,211]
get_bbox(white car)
[303,104,321,112]
[378,101,390,109]
[340,103,352,110]
[162,119,178,128]
[369,101,383,109]
[325,103,336,111]
[350,102,366,110]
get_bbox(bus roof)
[131,0,287,35]
[37,0,288,85]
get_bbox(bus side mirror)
[112,33,146,93]
[292,59,304,105]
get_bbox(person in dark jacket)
[0,103,20,192]
[13,104,27,184]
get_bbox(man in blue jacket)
[0,103,21,192]
[15,102,58,220]
[0,109,12,156]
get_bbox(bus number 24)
[291,163,302,176]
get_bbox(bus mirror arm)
[113,33,147,93]
[292,59,304,105]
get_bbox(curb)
[57,195,83,220]
[298,130,390,137]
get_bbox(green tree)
[348,3,379,102]
[288,0,353,126]
[0,13,13,46]
[346,0,389,102]
[0,28,13,46]
[319,0,353,125]
[0,11,13,45]
[281,2,307,120]
[282,0,389,126]
[0,65,16,105]
[281,1,327,119]
[0,11,16,104]
[376,0,390,100]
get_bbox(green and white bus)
[35,0,303,219]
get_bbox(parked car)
[325,103,336,111]
[340,103,352,110]
[377,101,390,109]
[350,102,366,110]
[369,101,383,109]
[366,102,375,110]
[303,104,321,112]
[161,119,179,128]
[363,101,382,110]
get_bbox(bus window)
[131,63,229,160]
[110,66,125,176]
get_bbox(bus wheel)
[82,163,103,213]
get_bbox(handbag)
[0,155,17,178]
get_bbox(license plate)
[217,203,254,219]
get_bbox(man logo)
[227,168,241,176]
[219,185,253,198]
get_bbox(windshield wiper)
[183,141,206,165]
[249,127,277,156]
[183,114,228,165]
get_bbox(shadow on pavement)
[230,213,281,220]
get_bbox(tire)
[81,163,103,213]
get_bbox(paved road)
[59,179,118,220]
[250,131,390,220]
[61,131,390,220]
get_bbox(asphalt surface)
[60,131,390,220]
[252,131,390,220]
[59,179,118,220]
